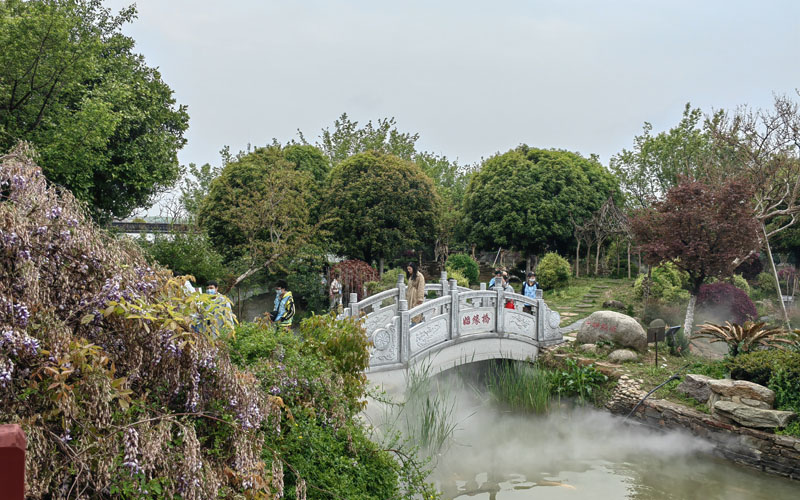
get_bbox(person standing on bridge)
[522,272,538,314]
[406,262,425,324]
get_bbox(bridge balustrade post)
[495,285,505,334]
[349,293,359,318]
[398,299,410,364]
[449,278,459,340]
[440,272,449,314]
[396,273,406,308]
[479,282,486,307]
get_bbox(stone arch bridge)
[341,272,563,387]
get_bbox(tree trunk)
[627,241,631,279]
[638,250,642,273]
[586,244,591,276]
[763,223,791,328]
[682,294,697,341]
[594,238,603,275]
[616,237,620,275]
[379,257,385,278]
[575,240,581,278]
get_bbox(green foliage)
[634,262,690,304]
[365,268,405,295]
[446,269,470,288]
[228,318,438,499]
[284,246,329,315]
[757,271,776,292]
[138,232,227,286]
[302,113,419,167]
[179,162,222,217]
[445,253,479,285]
[536,252,571,290]
[550,358,609,404]
[769,368,800,413]
[462,146,621,256]
[299,314,371,409]
[727,350,800,387]
[0,0,189,219]
[730,274,751,295]
[324,151,440,263]
[199,147,319,288]
[610,103,715,209]
[485,361,552,413]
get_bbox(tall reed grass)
[484,360,553,413]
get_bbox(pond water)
[367,371,798,500]
[429,402,798,500]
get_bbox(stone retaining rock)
[578,343,597,353]
[608,349,638,363]
[576,311,647,352]
[708,379,775,406]
[713,401,797,429]
[676,374,713,403]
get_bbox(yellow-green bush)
[536,252,571,290]
[634,262,690,304]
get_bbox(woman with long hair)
[406,262,426,323]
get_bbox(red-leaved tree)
[630,177,761,337]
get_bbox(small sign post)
[647,324,666,367]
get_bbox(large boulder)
[608,349,639,363]
[708,379,775,407]
[713,401,796,429]
[676,374,713,403]
[576,311,647,352]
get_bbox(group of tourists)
[194,259,540,332]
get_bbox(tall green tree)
[462,146,620,266]
[0,0,188,219]
[610,104,717,208]
[198,146,318,289]
[323,151,440,274]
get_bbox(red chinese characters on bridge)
[462,314,492,326]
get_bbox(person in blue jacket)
[521,272,538,314]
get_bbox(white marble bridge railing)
[341,272,562,371]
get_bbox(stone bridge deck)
[341,272,563,381]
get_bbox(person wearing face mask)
[202,280,234,335]
[522,272,538,313]
[270,280,295,328]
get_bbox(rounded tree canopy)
[462,146,621,255]
[324,151,440,263]
[198,146,314,262]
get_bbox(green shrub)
[446,268,470,288]
[757,271,776,292]
[536,252,571,290]
[706,274,751,295]
[634,262,690,304]
[727,350,800,386]
[139,231,228,286]
[550,358,609,404]
[770,368,800,412]
[365,268,405,295]
[446,253,479,285]
[731,274,751,295]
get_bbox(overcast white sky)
[106,0,800,173]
